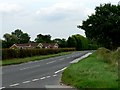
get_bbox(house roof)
[41,43,58,48]
[15,43,38,47]
[11,43,58,48]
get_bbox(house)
[41,43,59,49]
[10,43,59,49]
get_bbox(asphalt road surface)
[2,51,89,89]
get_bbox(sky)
[0,0,119,41]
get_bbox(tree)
[12,29,30,43]
[59,39,67,48]
[67,36,77,48]
[53,38,67,48]
[67,34,88,50]
[3,33,18,48]
[12,29,23,40]
[19,33,30,43]
[35,34,51,43]
[78,3,120,49]
[3,29,31,48]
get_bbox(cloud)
[0,3,23,13]
[35,2,94,21]
[1,0,118,40]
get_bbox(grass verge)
[1,52,72,66]
[61,48,119,89]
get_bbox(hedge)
[1,48,75,60]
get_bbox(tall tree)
[59,39,67,48]
[20,33,30,43]
[12,29,23,40]
[12,29,30,43]
[3,29,31,48]
[67,36,77,48]
[53,38,67,48]
[67,34,88,50]
[35,34,51,43]
[3,33,18,48]
[78,3,120,49]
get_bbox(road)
[2,51,89,89]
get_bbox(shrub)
[2,48,75,60]
[111,47,120,66]
[88,44,99,50]
[96,47,119,65]
[96,47,112,63]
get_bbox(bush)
[96,47,119,65]
[111,47,120,66]
[96,47,112,63]
[88,44,99,50]
[2,48,75,60]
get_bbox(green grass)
[61,49,118,89]
[1,52,72,66]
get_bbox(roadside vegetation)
[1,51,72,66]
[2,48,75,60]
[61,47,119,89]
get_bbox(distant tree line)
[1,29,99,50]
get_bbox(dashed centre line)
[46,61,56,64]
[2,52,90,88]
[72,56,74,57]
[40,77,46,80]
[59,58,64,61]
[9,83,19,87]
[20,67,30,70]
[22,81,31,84]
[53,75,57,77]
[67,57,70,58]
[46,76,51,78]
[32,79,39,82]
[20,65,41,70]
[0,87,5,89]
[3,69,66,88]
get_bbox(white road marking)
[46,76,51,78]
[59,58,64,61]
[46,61,56,64]
[67,57,70,58]
[32,65,41,68]
[40,77,46,80]
[9,83,19,87]
[45,85,71,88]
[55,67,67,74]
[32,79,39,82]
[0,87,5,89]
[22,81,31,84]
[28,61,32,64]
[53,75,57,77]
[20,65,40,70]
[70,53,92,63]
[20,67,30,70]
